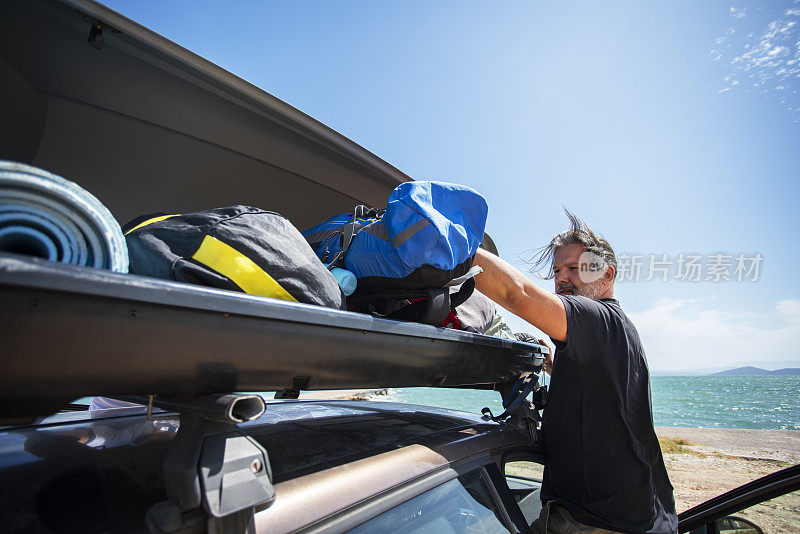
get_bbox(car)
[0,397,543,533]
[0,396,796,534]
[0,1,797,533]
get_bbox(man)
[474,211,677,533]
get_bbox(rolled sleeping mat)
[0,161,128,272]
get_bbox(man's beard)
[556,281,604,300]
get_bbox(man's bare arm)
[473,248,568,342]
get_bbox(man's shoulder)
[555,296,632,345]
[557,295,622,317]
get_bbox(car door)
[678,464,800,533]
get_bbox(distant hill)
[710,366,800,376]
[770,368,800,375]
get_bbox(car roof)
[0,399,534,532]
[5,399,520,481]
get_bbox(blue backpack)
[303,181,488,325]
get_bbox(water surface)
[381,376,800,430]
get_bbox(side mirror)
[715,515,763,534]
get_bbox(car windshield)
[348,471,509,534]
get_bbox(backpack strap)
[481,374,539,422]
[444,265,483,287]
[326,205,372,269]
[423,277,476,324]
[419,288,451,325]
[449,277,475,308]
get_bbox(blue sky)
[104,1,800,372]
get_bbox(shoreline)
[297,389,389,401]
[655,426,800,463]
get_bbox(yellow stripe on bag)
[191,235,298,302]
[124,214,181,235]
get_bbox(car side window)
[348,469,511,533]
[505,461,544,482]
[504,460,544,525]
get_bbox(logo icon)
[578,251,607,284]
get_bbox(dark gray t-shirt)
[541,295,677,533]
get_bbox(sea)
[376,375,800,430]
[75,376,797,430]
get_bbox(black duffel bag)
[123,206,343,309]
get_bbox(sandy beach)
[655,427,799,531]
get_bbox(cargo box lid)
[1,0,410,230]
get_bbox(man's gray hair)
[531,209,617,280]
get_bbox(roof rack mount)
[135,393,275,534]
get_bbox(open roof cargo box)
[1,0,408,227]
[0,0,546,421]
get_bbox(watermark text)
[615,253,763,283]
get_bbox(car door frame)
[677,463,800,533]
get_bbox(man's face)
[553,243,608,299]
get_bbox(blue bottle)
[330,267,357,296]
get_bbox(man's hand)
[473,249,568,342]
[515,333,555,375]
[542,344,554,375]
